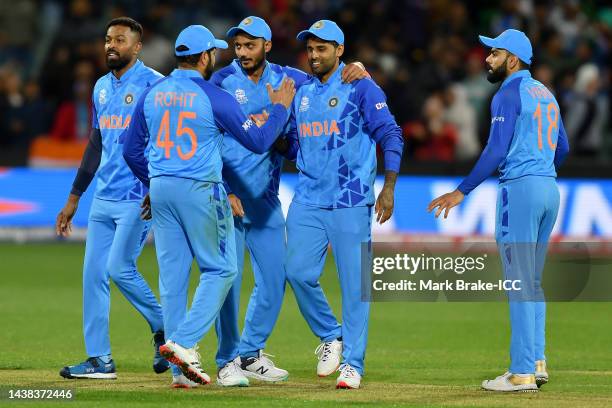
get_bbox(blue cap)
[296,20,344,45]
[175,25,228,56]
[478,29,533,65]
[227,16,272,41]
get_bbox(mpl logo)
[235,89,248,104]
[491,116,505,124]
[242,119,254,131]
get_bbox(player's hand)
[375,186,394,224]
[341,62,369,83]
[56,194,79,237]
[228,194,245,217]
[141,193,152,220]
[249,110,269,128]
[267,78,296,109]
[428,189,465,219]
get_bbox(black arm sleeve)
[70,128,102,196]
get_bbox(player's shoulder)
[136,64,164,87]
[351,77,381,92]
[274,64,309,86]
[190,76,235,104]
[210,64,238,87]
[494,77,522,108]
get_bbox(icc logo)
[124,93,134,105]
[235,89,248,104]
[328,97,338,108]
[99,89,107,105]
[299,96,310,112]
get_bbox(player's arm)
[356,79,404,224]
[282,62,368,85]
[428,89,520,218]
[209,78,295,153]
[56,128,102,237]
[56,99,101,237]
[554,116,570,169]
[273,103,300,161]
[122,93,151,188]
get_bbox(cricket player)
[122,25,296,387]
[428,29,569,392]
[55,17,169,380]
[211,16,368,384]
[282,20,404,389]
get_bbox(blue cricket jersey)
[210,60,309,198]
[458,70,570,194]
[122,68,289,187]
[92,59,163,201]
[285,62,404,209]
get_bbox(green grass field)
[1,242,611,407]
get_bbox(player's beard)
[203,57,214,80]
[309,55,335,79]
[106,51,132,71]
[486,59,508,83]
[240,49,265,75]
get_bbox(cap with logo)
[296,20,344,45]
[478,29,533,65]
[175,25,228,56]
[226,16,272,41]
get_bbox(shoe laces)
[86,357,99,368]
[221,361,241,378]
[258,351,276,367]
[315,342,334,361]
[190,345,203,369]
[338,364,358,378]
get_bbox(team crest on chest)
[235,89,248,104]
[99,89,107,105]
[328,97,339,108]
[299,96,310,112]
[124,93,134,105]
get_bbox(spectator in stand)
[49,60,94,142]
[443,84,479,161]
[564,63,609,157]
[403,94,457,162]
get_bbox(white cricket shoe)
[239,351,289,382]
[315,339,342,377]
[336,364,361,389]
[535,360,549,387]
[159,341,211,385]
[217,360,249,387]
[171,374,199,389]
[481,371,538,392]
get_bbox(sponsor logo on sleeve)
[491,116,505,124]
[375,102,387,110]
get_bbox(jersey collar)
[110,59,143,85]
[170,68,203,79]
[501,69,530,88]
[314,61,344,88]
[232,59,271,84]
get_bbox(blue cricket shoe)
[59,357,117,379]
[153,330,170,374]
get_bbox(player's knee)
[106,257,135,281]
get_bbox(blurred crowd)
[0,0,610,166]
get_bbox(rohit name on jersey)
[298,120,340,137]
